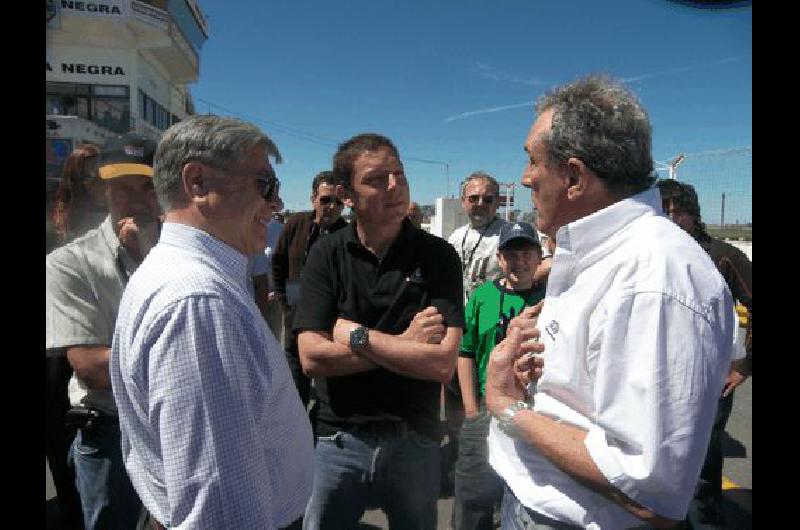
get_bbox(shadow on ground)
[723,488,752,529]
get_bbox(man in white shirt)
[484,74,735,529]
[444,171,509,495]
[448,171,508,303]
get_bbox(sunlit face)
[105,174,160,225]
[205,144,278,256]
[521,108,571,239]
[461,178,499,228]
[311,182,344,228]
[497,243,541,288]
[346,146,410,227]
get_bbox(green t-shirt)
[459,279,546,397]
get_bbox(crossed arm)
[298,306,462,384]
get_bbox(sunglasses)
[319,195,343,206]
[252,170,280,202]
[467,194,496,205]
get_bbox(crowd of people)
[45,73,751,530]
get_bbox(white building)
[46,0,208,183]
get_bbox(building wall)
[431,198,468,240]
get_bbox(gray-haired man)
[110,115,313,529]
[485,75,735,529]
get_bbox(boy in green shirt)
[454,222,545,530]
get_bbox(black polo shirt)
[293,218,464,440]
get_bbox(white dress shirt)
[448,217,508,302]
[489,188,735,529]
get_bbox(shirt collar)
[98,215,138,276]
[345,218,416,259]
[555,187,661,259]
[158,222,250,283]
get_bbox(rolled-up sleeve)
[583,291,731,519]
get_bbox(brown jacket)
[272,210,347,300]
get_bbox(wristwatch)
[349,325,369,351]
[496,401,532,438]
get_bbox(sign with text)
[59,0,130,18]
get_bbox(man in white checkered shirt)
[110,115,313,529]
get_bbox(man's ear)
[182,161,209,202]
[565,157,592,201]
[336,184,354,208]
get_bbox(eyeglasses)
[254,172,280,202]
[319,195,343,206]
[466,194,496,205]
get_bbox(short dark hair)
[332,133,400,189]
[311,170,336,197]
[656,179,707,238]
[536,74,655,199]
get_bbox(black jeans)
[685,392,735,529]
[454,411,504,530]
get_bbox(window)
[46,82,130,134]
[138,89,172,131]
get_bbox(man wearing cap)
[110,115,313,529]
[454,221,545,530]
[46,132,160,529]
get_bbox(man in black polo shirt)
[294,133,464,529]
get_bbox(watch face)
[350,326,368,348]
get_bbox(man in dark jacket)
[272,171,347,406]
[658,179,752,529]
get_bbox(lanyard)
[460,217,496,273]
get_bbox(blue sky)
[192,0,752,219]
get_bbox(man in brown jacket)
[272,170,348,406]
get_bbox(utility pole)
[721,192,726,228]
[668,154,685,180]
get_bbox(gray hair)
[535,74,655,199]
[460,171,500,198]
[153,114,281,211]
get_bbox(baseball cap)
[98,132,156,179]
[498,222,540,250]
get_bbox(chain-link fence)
[656,146,752,240]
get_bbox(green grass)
[707,225,752,241]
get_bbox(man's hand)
[485,326,544,416]
[722,359,749,397]
[333,317,358,347]
[401,306,445,344]
[507,301,544,336]
[117,215,160,263]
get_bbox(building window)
[138,89,172,131]
[46,82,130,134]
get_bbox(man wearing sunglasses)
[273,170,348,406]
[443,171,509,497]
[110,115,313,529]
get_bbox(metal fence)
[655,146,752,230]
